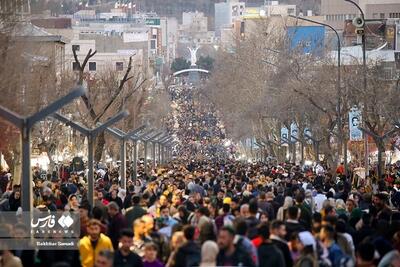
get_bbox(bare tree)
[72,48,151,161]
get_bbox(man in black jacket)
[114,229,143,267]
[257,223,286,267]
[285,206,305,241]
[216,226,256,267]
[246,200,260,240]
[125,195,147,228]
[173,225,201,267]
[270,220,293,267]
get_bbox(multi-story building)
[342,18,400,50]
[179,11,216,45]
[321,0,400,30]
[13,22,66,81]
[182,11,208,32]
[69,9,174,73]
[263,1,296,17]
[215,0,246,36]
[0,0,31,16]
[64,38,144,74]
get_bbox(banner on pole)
[304,128,313,144]
[281,127,289,143]
[291,122,298,142]
[349,107,363,141]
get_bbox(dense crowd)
[1,84,400,267]
[0,160,400,267]
[166,85,228,160]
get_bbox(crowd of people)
[0,85,400,267]
[0,160,400,267]
[166,85,228,160]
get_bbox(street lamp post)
[289,15,346,173]
[104,125,146,189]
[0,87,86,211]
[344,0,369,176]
[53,110,129,207]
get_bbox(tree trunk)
[324,133,335,172]
[94,132,106,163]
[375,137,385,180]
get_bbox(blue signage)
[291,122,298,142]
[287,26,325,56]
[281,127,289,143]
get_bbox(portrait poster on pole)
[281,127,289,143]
[349,107,363,141]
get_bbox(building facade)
[215,0,246,36]
[321,0,400,30]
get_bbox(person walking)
[114,229,143,267]
[216,226,256,267]
[79,219,114,267]
[199,240,219,267]
[172,225,201,267]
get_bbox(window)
[383,68,392,80]
[72,62,80,71]
[116,62,123,71]
[72,45,80,51]
[89,62,96,71]
[288,8,295,15]
[380,13,385,18]
[150,40,156,49]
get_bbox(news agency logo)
[31,214,74,229]
[31,215,57,228]
[58,214,74,228]
[30,213,76,234]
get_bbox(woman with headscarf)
[199,240,219,267]
[294,231,319,267]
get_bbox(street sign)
[355,28,365,35]
[145,18,160,26]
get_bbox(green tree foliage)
[197,56,214,71]
[171,57,191,73]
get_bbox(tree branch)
[94,56,133,123]
[72,47,98,120]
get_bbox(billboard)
[349,107,363,141]
[287,26,325,56]
[123,31,148,43]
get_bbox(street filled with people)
[0,84,400,267]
